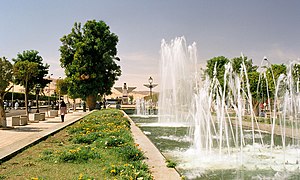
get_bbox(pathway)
[0,111,90,161]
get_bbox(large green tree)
[205,55,263,114]
[13,50,50,88]
[205,56,229,87]
[60,20,121,110]
[13,50,50,113]
[13,61,39,120]
[0,57,13,127]
[231,56,258,74]
[205,55,257,85]
[292,63,300,92]
[13,50,49,118]
[56,78,69,97]
[264,64,287,98]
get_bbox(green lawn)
[0,110,153,180]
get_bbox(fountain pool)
[133,36,300,179]
[131,116,300,179]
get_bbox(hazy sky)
[1,0,300,90]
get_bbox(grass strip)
[0,109,153,180]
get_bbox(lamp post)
[143,76,158,115]
[11,76,15,109]
[264,57,276,88]
[58,77,61,111]
[35,84,41,113]
[11,85,14,109]
[47,74,53,115]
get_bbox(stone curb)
[123,112,182,180]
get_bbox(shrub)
[104,136,126,147]
[166,159,177,168]
[71,132,100,144]
[78,173,95,180]
[58,146,100,163]
[39,149,56,161]
[107,163,152,180]
[117,145,144,161]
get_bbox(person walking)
[14,101,19,110]
[28,101,32,113]
[60,101,67,122]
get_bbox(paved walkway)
[0,110,181,180]
[0,110,91,161]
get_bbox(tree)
[129,95,134,105]
[56,78,72,108]
[13,61,39,121]
[292,63,300,92]
[262,64,286,98]
[56,78,69,97]
[60,20,121,110]
[231,56,258,74]
[0,57,13,127]
[205,56,229,88]
[205,55,263,114]
[13,50,50,113]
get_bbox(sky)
[1,0,300,91]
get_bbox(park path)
[0,110,91,160]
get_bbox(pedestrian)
[8,102,11,110]
[4,101,7,110]
[60,101,67,122]
[28,101,32,112]
[15,101,19,110]
[103,98,106,109]
[51,101,54,110]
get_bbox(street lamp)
[47,74,53,115]
[11,76,15,109]
[35,84,41,113]
[11,85,14,109]
[143,76,158,115]
[58,77,61,101]
[58,77,61,111]
[264,57,276,88]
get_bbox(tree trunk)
[253,100,260,116]
[25,90,29,124]
[0,95,7,128]
[86,95,96,111]
[73,99,76,111]
[36,90,40,113]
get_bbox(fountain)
[128,36,300,178]
[135,98,147,115]
[155,37,300,179]
[158,37,197,124]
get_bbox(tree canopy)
[0,57,13,94]
[13,50,50,91]
[56,78,69,97]
[204,55,294,115]
[60,20,121,109]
